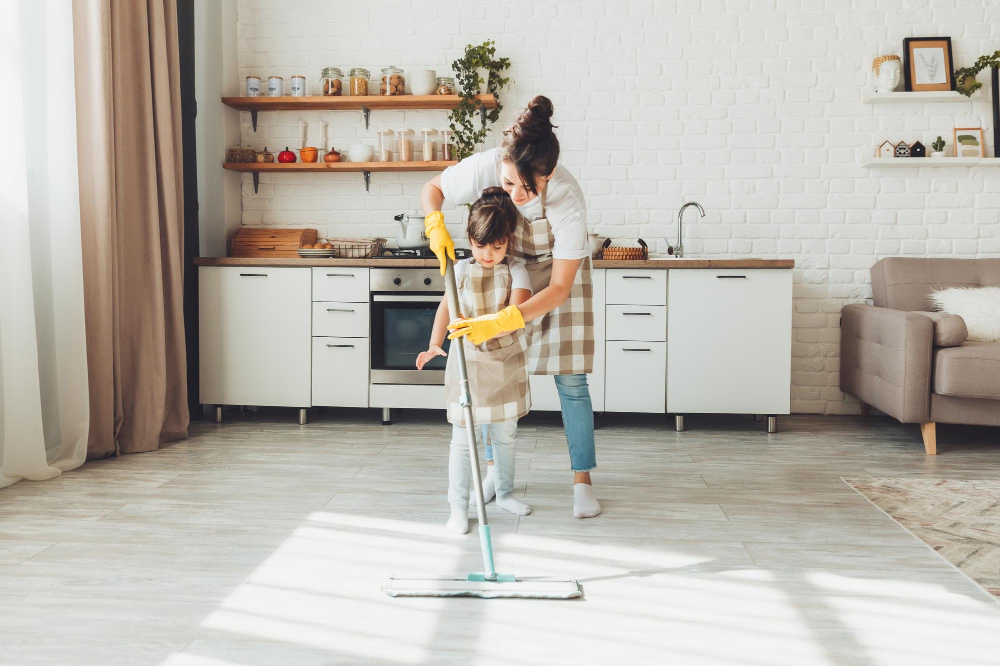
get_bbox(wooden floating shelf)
[222,94,497,130]
[863,91,979,104]
[223,161,457,193]
[862,157,1000,167]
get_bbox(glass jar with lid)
[349,67,370,96]
[420,128,437,161]
[377,128,395,162]
[440,128,455,161]
[398,128,415,161]
[320,67,344,96]
[435,76,455,95]
[380,66,406,96]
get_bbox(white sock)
[482,466,496,503]
[497,493,531,516]
[446,508,469,534]
[573,483,602,519]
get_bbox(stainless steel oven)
[369,268,450,385]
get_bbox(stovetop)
[377,248,472,260]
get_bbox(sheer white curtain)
[0,0,89,488]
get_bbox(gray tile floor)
[1,410,999,665]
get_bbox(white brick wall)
[233,0,1000,414]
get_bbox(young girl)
[416,187,533,535]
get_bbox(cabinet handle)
[622,275,652,280]
[623,312,652,316]
[239,273,268,277]
[716,275,747,279]
[326,273,354,278]
[256,246,276,250]
[326,343,355,348]
[622,348,652,352]
[326,308,355,313]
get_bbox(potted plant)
[955,49,999,158]
[931,136,946,158]
[447,41,512,161]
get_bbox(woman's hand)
[424,211,455,276]
[415,344,447,370]
[447,305,525,346]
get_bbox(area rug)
[844,478,1000,600]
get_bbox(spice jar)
[267,75,283,97]
[377,129,395,162]
[435,76,455,95]
[440,128,455,161]
[290,75,306,97]
[398,128,415,162]
[380,66,406,96]
[349,68,370,96]
[420,128,437,161]
[320,67,344,96]
[246,75,261,97]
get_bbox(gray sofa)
[840,257,1000,454]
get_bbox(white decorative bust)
[872,55,902,93]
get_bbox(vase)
[931,151,946,158]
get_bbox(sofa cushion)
[928,286,1000,342]
[933,341,1000,399]
[913,311,968,347]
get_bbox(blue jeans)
[485,374,596,472]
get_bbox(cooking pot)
[394,211,430,249]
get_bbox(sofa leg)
[920,422,937,455]
[860,403,871,417]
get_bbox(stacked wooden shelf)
[863,91,979,104]
[863,157,1000,168]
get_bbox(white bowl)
[347,143,375,163]
[410,80,436,95]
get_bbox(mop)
[382,256,583,600]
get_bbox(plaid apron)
[446,258,531,426]
[509,190,595,375]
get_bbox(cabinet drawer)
[312,302,369,337]
[606,305,666,342]
[312,337,369,407]
[312,267,369,303]
[667,269,792,414]
[606,270,666,305]
[605,341,666,413]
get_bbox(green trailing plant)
[447,40,512,160]
[954,49,1000,97]
[932,136,946,152]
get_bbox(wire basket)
[326,237,386,258]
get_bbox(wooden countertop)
[195,257,794,269]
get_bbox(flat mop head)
[382,574,583,599]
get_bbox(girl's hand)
[416,345,447,370]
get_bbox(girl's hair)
[501,95,559,195]
[467,186,518,245]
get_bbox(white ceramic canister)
[268,75,283,97]
[246,75,261,97]
[291,75,306,97]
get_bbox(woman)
[421,96,601,519]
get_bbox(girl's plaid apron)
[508,190,595,375]
[445,258,531,426]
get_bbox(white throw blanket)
[929,286,1000,342]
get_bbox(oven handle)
[372,294,443,303]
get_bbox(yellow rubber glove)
[447,305,526,346]
[424,211,455,276]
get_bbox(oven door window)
[371,297,451,371]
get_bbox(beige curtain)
[73,0,189,457]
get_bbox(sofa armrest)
[912,311,968,347]
[840,303,933,423]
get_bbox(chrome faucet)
[669,202,705,258]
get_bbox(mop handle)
[444,258,497,580]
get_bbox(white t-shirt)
[454,257,532,297]
[440,147,590,261]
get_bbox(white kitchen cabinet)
[312,337,369,407]
[529,269,606,412]
[199,266,311,408]
[312,302,369,338]
[312,267,369,302]
[606,305,667,342]
[606,269,667,306]
[667,269,792,416]
[605,341,667,413]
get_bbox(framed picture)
[903,37,955,92]
[953,127,985,157]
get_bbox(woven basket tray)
[600,238,648,261]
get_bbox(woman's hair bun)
[511,95,555,142]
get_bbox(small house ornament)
[909,141,926,157]
[894,141,911,157]
[876,140,895,158]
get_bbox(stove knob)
[423,277,432,286]
[393,277,402,286]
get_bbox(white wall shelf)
[863,91,978,104]
[863,157,1000,168]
